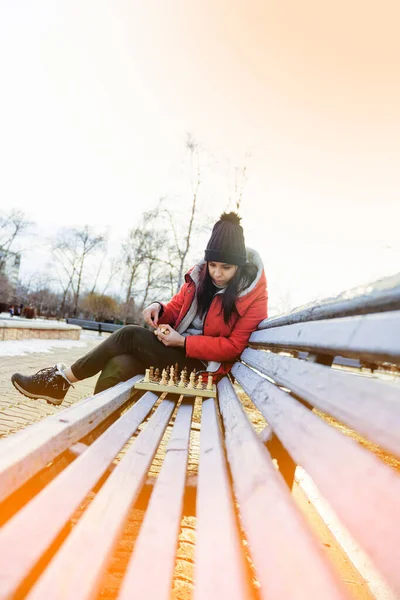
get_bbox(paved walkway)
[0,332,102,437]
[0,335,380,600]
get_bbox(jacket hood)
[185,247,267,315]
[185,247,264,292]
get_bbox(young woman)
[11,212,268,405]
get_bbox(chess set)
[134,364,217,398]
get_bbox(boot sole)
[11,379,64,406]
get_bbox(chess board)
[134,377,217,398]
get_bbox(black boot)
[11,363,72,405]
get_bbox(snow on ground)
[0,312,60,322]
[0,339,88,357]
[0,331,102,357]
[0,313,79,330]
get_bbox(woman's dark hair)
[196,262,258,324]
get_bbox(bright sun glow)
[1,1,399,315]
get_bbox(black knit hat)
[204,212,247,266]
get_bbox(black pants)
[70,325,204,394]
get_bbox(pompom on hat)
[204,211,247,266]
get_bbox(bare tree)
[100,257,124,296]
[0,210,33,272]
[174,134,201,291]
[122,227,148,305]
[90,244,122,297]
[0,273,14,303]
[73,227,106,314]
[81,292,118,322]
[227,153,250,212]
[151,134,202,293]
[120,209,170,319]
[52,226,106,316]
[52,235,79,315]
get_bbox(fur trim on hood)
[185,247,264,294]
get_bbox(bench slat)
[194,397,249,600]
[250,311,400,365]
[25,397,177,600]
[241,348,400,458]
[0,375,142,503]
[0,391,158,600]
[118,398,194,600]
[232,362,400,596]
[258,272,400,329]
[217,377,349,600]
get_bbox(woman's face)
[208,262,238,286]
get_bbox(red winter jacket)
[157,248,268,378]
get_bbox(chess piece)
[154,368,160,381]
[206,374,213,390]
[160,369,167,385]
[178,370,185,387]
[196,375,203,389]
[174,362,179,375]
[168,368,175,386]
[149,366,154,380]
[188,372,196,389]
[144,368,150,383]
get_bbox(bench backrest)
[66,318,123,333]
[227,272,400,598]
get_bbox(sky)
[1,0,399,314]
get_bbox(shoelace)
[32,366,57,384]
[31,365,74,390]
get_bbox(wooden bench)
[0,273,399,599]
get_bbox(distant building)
[0,249,21,286]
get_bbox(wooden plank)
[0,375,142,503]
[117,398,194,600]
[0,390,158,600]
[217,377,349,600]
[232,363,400,597]
[194,397,249,600]
[250,311,400,365]
[258,272,400,329]
[25,397,177,600]
[241,348,400,458]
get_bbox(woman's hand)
[154,324,185,348]
[142,303,161,328]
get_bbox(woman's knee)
[94,354,142,394]
[119,324,148,340]
[105,354,139,377]
[122,324,140,333]
[120,324,155,346]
